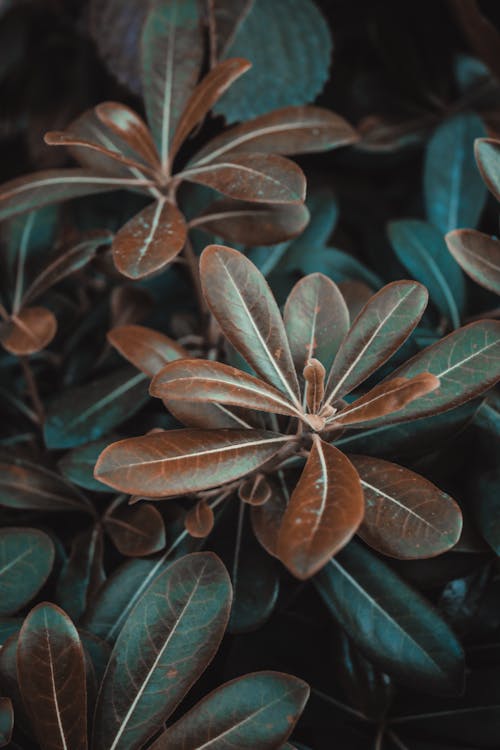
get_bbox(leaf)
[95,429,293,497]
[301,246,383,289]
[44,367,148,449]
[0,306,57,355]
[475,137,500,202]
[0,458,92,512]
[95,102,160,167]
[446,228,500,296]
[332,374,440,427]
[200,245,301,404]
[108,324,188,376]
[192,199,310,245]
[0,698,13,747]
[105,503,166,556]
[0,528,54,616]
[424,113,486,233]
[214,0,332,123]
[277,438,364,580]
[181,154,306,204]
[193,106,357,165]
[251,476,288,557]
[56,526,105,621]
[314,541,465,695]
[150,359,302,418]
[185,500,215,538]
[17,603,87,750]
[324,282,428,405]
[350,455,463,559]
[58,438,117,493]
[112,199,187,279]
[149,671,309,750]
[284,273,350,377]
[388,220,465,329]
[92,553,231,750]
[211,0,254,59]
[372,320,500,425]
[170,58,251,161]
[141,0,203,170]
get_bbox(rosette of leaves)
[95,244,500,581]
[0,0,356,280]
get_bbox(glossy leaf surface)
[446,228,500,296]
[0,528,54,615]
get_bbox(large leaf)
[388,220,465,328]
[475,137,500,202]
[0,458,92,512]
[284,273,349,378]
[0,528,54,616]
[350,455,463,559]
[200,245,301,404]
[44,367,148,449]
[314,541,465,695]
[108,324,188,376]
[277,438,364,579]
[150,671,309,750]
[0,306,57,355]
[17,603,87,750]
[95,429,293,497]
[324,282,428,405]
[446,228,500,296]
[92,553,231,750]
[150,359,302,418]
[214,0,332,122]
[141,0,203,170]
[192,106,357,165]
[424,113,486,233]
[181,154,306,204]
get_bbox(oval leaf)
[105,503,166,556]
[108,324,188,376]
[475,137,500,202]
[0,307,57,355]
[96,102,160,167]
[0,528,54,616]
[446,228,500,296]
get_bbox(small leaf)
[0,697,13,747]
[200,245,301,404]
[44,130,156,176]
[108,324,188,376]
[388,219,466,328]
[150,671,309,750]
[95,429,292,497]
[350,455,463,559]
[0,307,57,355]
[303,359,326,415]
[277,438,364,579]
[239,473,272,505]
[284,272,349,376]
[105,503,166,556]
[185,500,215,538]
[112,199,187,279]
[314,541,465,695]
[181,153,306,204]
[0,528,54,616]
[17,603,87,750]
[446,228,500,296]
[475,137,500,202]
[0,458,92,512]
[92,553,231,750]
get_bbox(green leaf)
[150,671,309,750]
[424,113,487,233]
[0,528,54,616]
[92,552,232,750]
[58,437,117,493]
[0,697,13,747]
[56,526,105,621]
[298,246,383,289]
[388,219,465,328]
[314,541,465,695]
[44,367,148,449]
[214,0,332,122]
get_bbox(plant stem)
[19,357,44,425]
[374,722,386,750]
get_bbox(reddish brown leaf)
[350,455,463,559]
[105,503,166,556]
[446,228,500,296]
[185,499,215,538]
[303,359,326,415]
[251,477,288,557]
[0,307,57,355]
[165,399,256,430]
[108,325,188,376]
[475,137,500,202]
[239,474,272,506]
[94,429,293,497]
[112,199,187,279]
[277,437,364,579]
[95,102,160,167]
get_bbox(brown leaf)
[94,429,293,497]
[108,325,188,376]
[303,359,326,414]
[105,503,166,556]
[277,437,364,579]
[251,476,288,557]
[239,474,272,505]
[95,102,160,167]
[112,199,187,279]
[185,499,215,538]
[0,307,57,355]
[446,228,500,296]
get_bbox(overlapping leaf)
[0,528,54,615]
[446,228,500,296]
[108,324,188,376]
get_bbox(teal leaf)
[0,528,54,616]
[58,437,119,493]
[0,697,13,747]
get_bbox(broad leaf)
[350,455,463,558]
[95,429,293,497]
[475,137,500,202]
[92,553,231,750]
[17,603,87,750]
[388,220,465,328]
[0,458,92,511]
[105,503,166,556]
[150,671,309,750]
[108,324,188,376]
[0,306,57,355]
[141,0,203,170]
[0,528,54,616]
[284,273,349,377]
[277,438,364,579]
[446,228,500,296]
[314,541,465,695]
[324,281,428,405]
[424,113,486,233]
[0,698,13,747]
[112,199,187,279]
[200,245,301,404]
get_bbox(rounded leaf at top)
[0,528,54,616]
[108,324,188,376]
[0,307,57,355]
